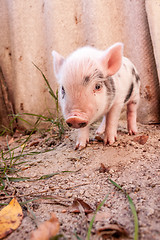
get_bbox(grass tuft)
[0,64,66,192]
[86,194,109,240]
[109,178,139,240]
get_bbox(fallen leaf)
[29,140,40,147]
[30,213,60,240]
[95,136,104,142]
[96,223,129,238]
[0,198,23,239]
[99,163,109,173]
[90,136,104,144]
[69,198,93,214]
[133,135,149,145]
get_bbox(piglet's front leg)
[75,126,89,150]
[104,104,123,145]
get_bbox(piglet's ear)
[100,43,123,76]
[52,51,65,79]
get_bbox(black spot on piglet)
[124,82,134,103]
[132,68,140,83]
[84,76,90,83]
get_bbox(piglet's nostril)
[66,116,88,129]
[79,122,87,128]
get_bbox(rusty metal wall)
[0,0,159,128]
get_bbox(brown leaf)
[29,140,40,147]
[30,213,59,240]
[69,198,93,214]
[99,163,109,173]
[89,136,104,144]
[95,136,104,142]
[96,223,129,238]
[0,198,23,239]
[133,135,149,145]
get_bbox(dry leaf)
[90,136,104,144]
[133,135,149,145]
[29,140,40,147]
[69,198,93,214]
[99,163,109,173]
[0,198,23,239]
[30,213,59,240]
[95,136,104,142]
[96,223,129,238]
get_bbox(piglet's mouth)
[66,115,88,129]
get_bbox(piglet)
[52,43,140,150]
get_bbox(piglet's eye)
[61,86,65,98]
[95,83,102,91]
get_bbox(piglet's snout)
[66,115,88,129]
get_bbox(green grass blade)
[86,194,109,240]
[36,171,75,180]
[21,112,49,120]
[20,197,42,205]
[50,234,65,240]
[109,178,139,240]
[7,177,30,182]
[109,178,123,190]
[126,194,139,240]
[0,203,8,206]
[74,232,83,240]
[0,178,5,190]
[32,62,57,100]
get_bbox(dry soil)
[1,120,160,240]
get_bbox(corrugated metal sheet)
[0,0,159,128]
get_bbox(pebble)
[83,173,89,178]
[79,189,85,195]
[61,209,67,213]
[96,185,101,190]
[66,191,73,198]
[147,207,154,216]
[84,190,90,198]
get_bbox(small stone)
[83,173,89,178]
[61,209,67,213]
[79,189,85,195]
[147,207,154,216]
[96,185,101,191]
[84,190,90,198]
[66,191,73,198]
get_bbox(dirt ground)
[1,120,160,240]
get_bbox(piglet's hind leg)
[127,101,138,135]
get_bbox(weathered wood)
[0,66,14,133]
